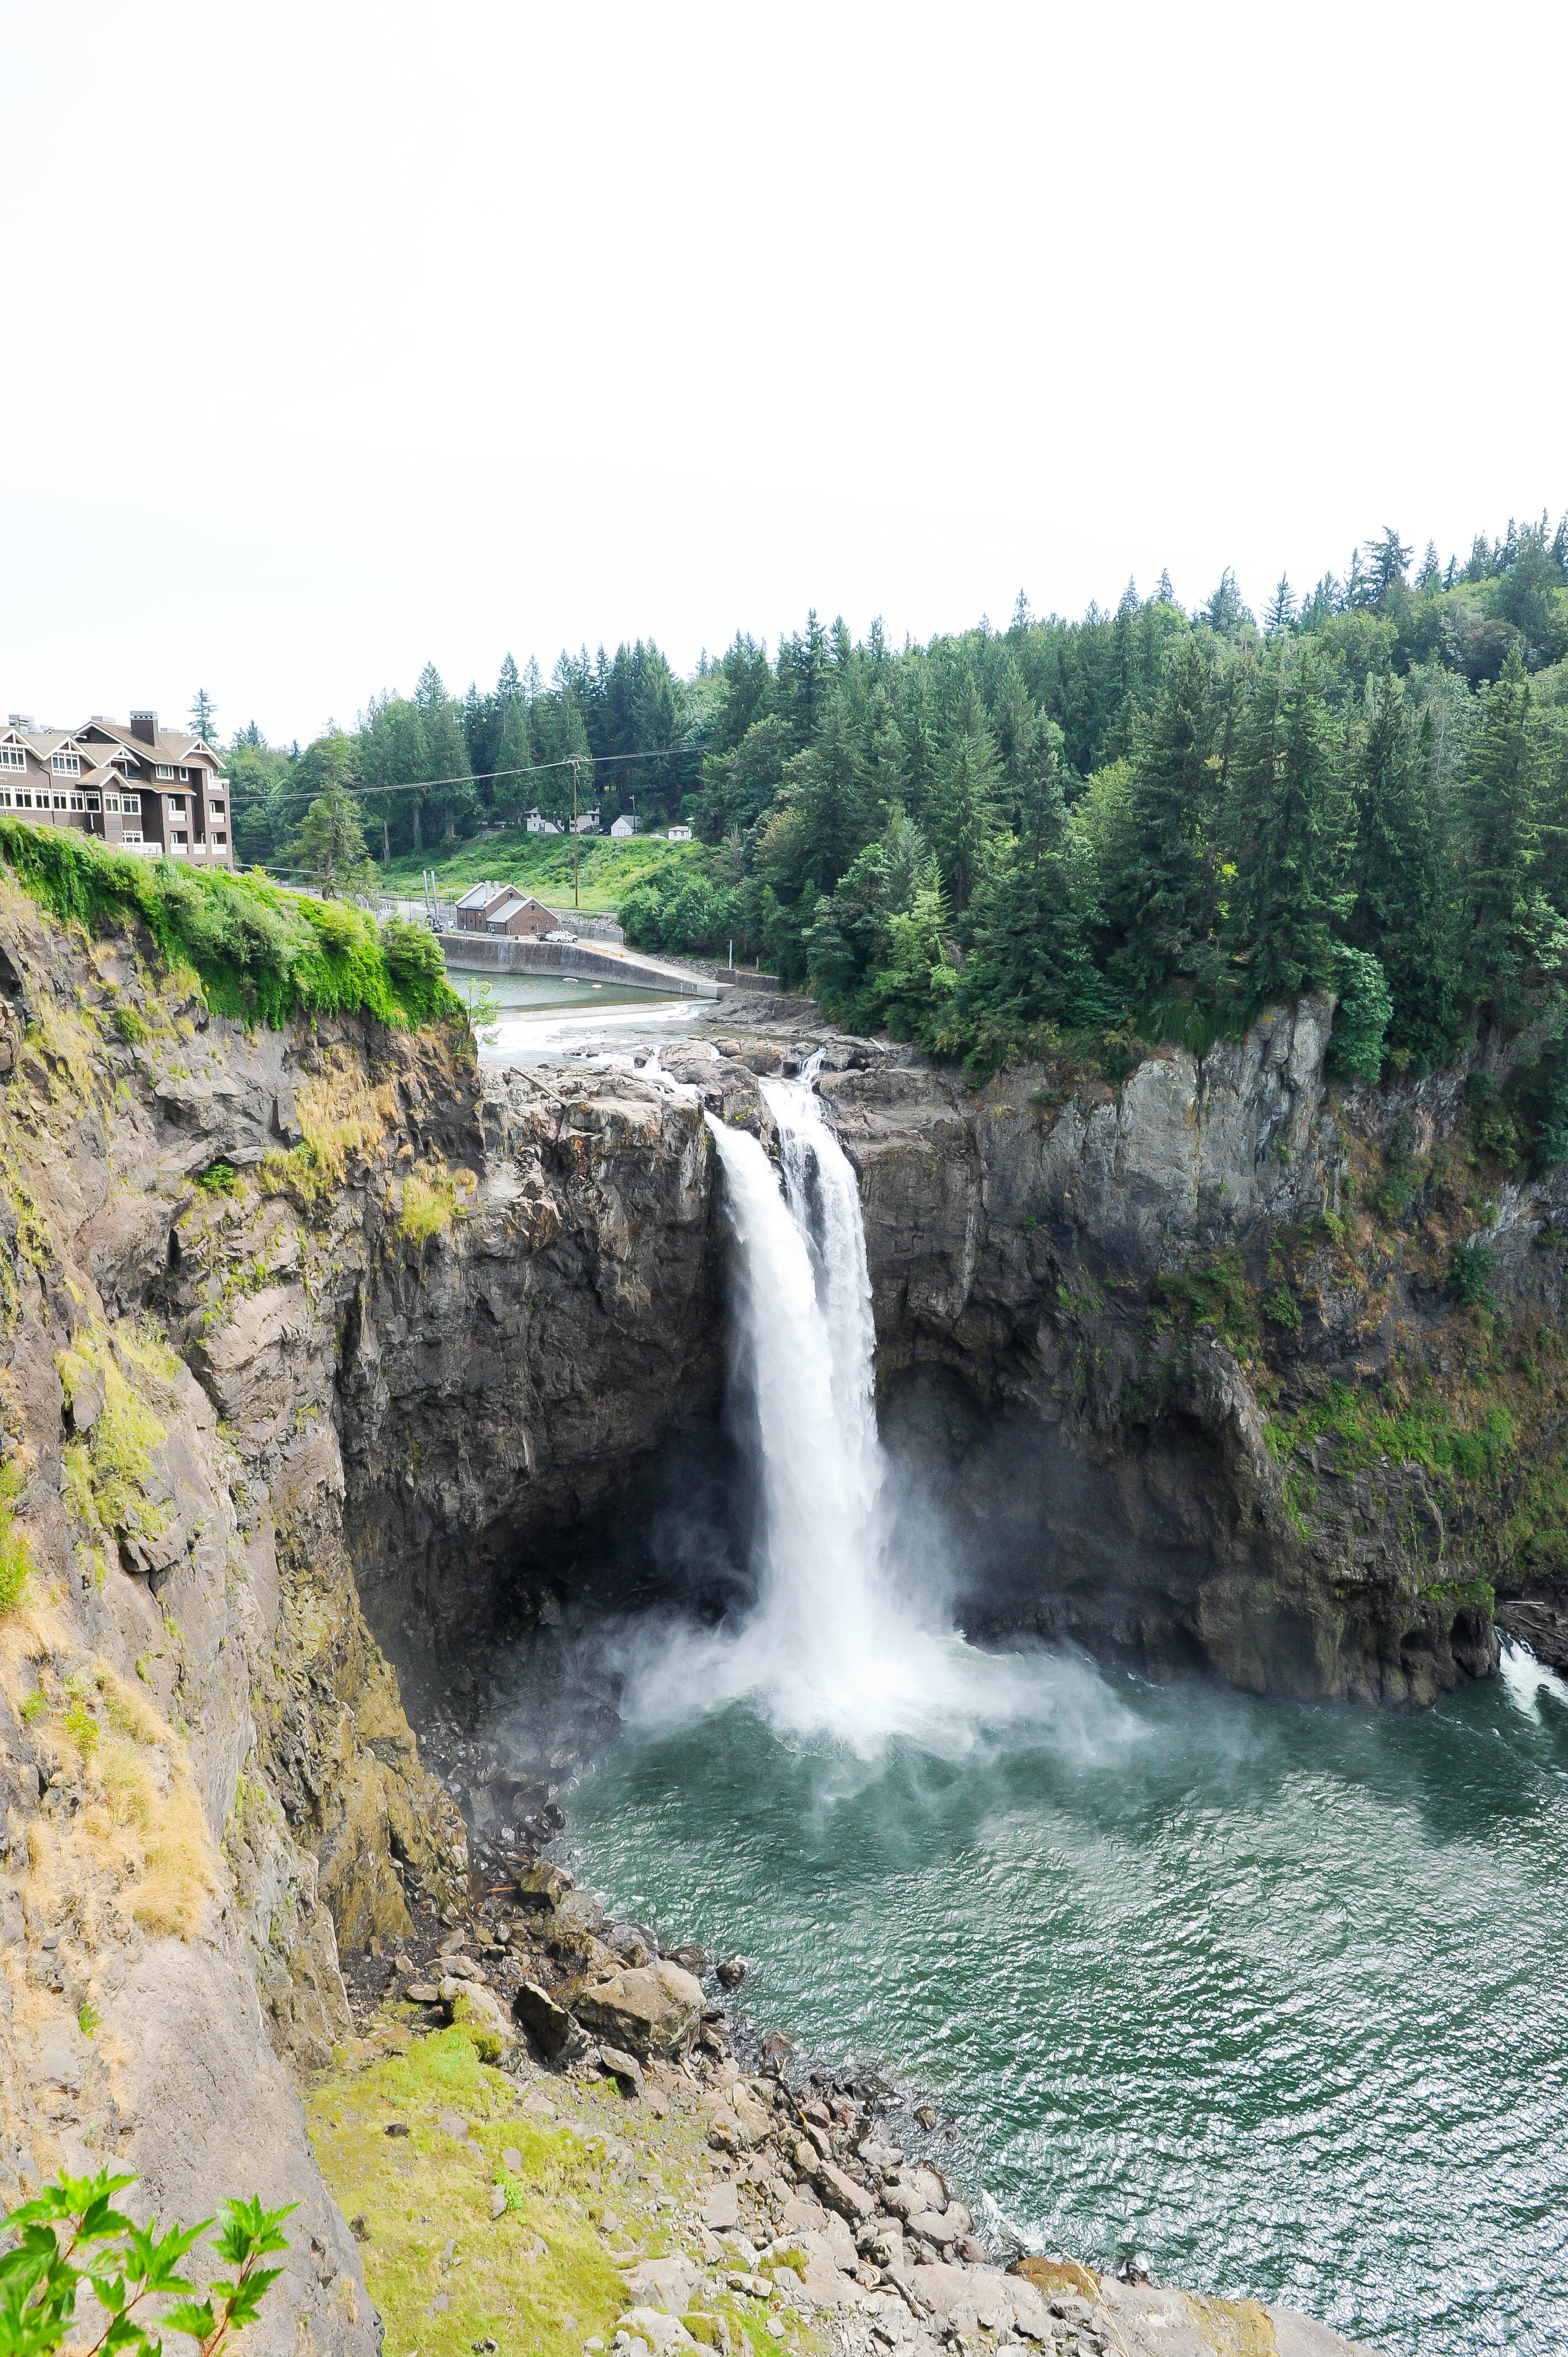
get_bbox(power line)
[226,742,702,812]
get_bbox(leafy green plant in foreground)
[0,2170,290,2357]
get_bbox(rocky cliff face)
[0,888,721,2354]
[814,1001,1568,1705]
[0,878,1560,2351]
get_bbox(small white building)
[570,807,601,836]
[524,809,560,835]
[610,814,638,838]
[667,824,693,842]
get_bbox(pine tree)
[1204,569,1252,635]
[1264,577,1296,633]
[956,718,1101,1043]
[415,662,476,841]
[1364,529,1412,599]
[790,691,869,891]
[990,656,1038,828]
[927,677,1000,912]
[1461,646,1555,1018]
[493,676,535,822]
[1103,637,1218,1004]
[865,690,910,829]
[777,610,831,748]
[1223,654,1350,1005]
[1346,677,1464,1067]
[189,688,217,743]
[293,781,374,897]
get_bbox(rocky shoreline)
[324,1811,1379,2357]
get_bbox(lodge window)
[51,794,68,810]
[168,795,186,814]
[0,747,23,771]
[121,831,142,846]
[69,794,85,811]
[86,795,101,812]
[104,795,120,814]
[154,764,176,780]
[213,831,228,846]
[51,753,81,776]
[121,794,139,815]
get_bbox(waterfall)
[699,1063,898,1725]
[616,1058,1043,1754]
[618,1054,1134,1760]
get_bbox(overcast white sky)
[5,1,1565,747]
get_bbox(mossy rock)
[1008,2254,1100,2301]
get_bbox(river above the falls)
[564,1640,1568,2357]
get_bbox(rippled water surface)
[565,1645,1568,2356]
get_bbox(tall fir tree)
[1223,653,1351,1003]
[1347,676,1464,1067]
[493,654,535,821]
[414,662,476,841]
[956,718,1101,1041]
[1461,646,1555,1018]
[1103,637,1219,1004]
[927,676,1000,913]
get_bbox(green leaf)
[158,2300,216,2343]
[210,2201,293,2270]
[215,2268,285,2333]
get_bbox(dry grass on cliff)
[2,1641,218,1947]
[263,1054,402,1205]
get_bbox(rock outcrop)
[0,892,723,2350]
[813,1005,1545,1705]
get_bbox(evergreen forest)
[228,516,1568,1135]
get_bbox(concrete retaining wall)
[437,933,719,998]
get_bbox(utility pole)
[570,758,580,909]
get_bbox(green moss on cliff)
[1265,1379,1516,1485]
[0,819,462,1030]
[305,2030,661,2357]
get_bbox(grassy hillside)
[379,829,702,916]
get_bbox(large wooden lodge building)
[0,710,234,867]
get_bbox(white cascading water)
[630,1054,1103,1757]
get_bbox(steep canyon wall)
[0,886,1561,2346]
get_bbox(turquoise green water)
[565,1644,1568,2356]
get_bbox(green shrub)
[194,1162,243,1198]
[1450,1239,1497,1308]
[378,915,453,1026]
[618,863,732,954]
[1261,1284,1303,1330]
[0,821,461,1032]
[1153,1249,1255,1344]
[1328,948,1393,1082]
[0,1460,31,1615]
[0,2168,290,2357]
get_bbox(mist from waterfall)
[626,1062,1123,1760]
